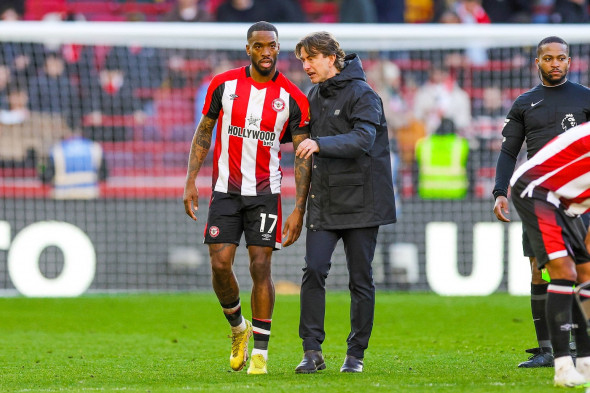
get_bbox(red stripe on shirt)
[537,157,590,192]
[256,85,279,194]
[227,78,252,194]
[534,199,565,257]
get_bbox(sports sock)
[547,280,575,358]
[573,286,590,358]
[221,298,243,328]
[251,348,268,361]
[252,318,271,359]
[531,283,551,349]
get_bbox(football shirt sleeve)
[202,75,225,120]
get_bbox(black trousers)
[299,226,379,358]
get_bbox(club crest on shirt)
[272,98,285,112]
[561,113,577,131]
[209,226,220,238]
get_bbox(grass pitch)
[0,292,568,392]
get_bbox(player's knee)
[210,258,232,276]
[249,257,271,279]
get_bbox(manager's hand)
[295,138,319,160]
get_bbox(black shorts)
[512,184,590,269]
[522,227,534,258]
[204,191,282,250]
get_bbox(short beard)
[252,60,275,77]
[542,70,567,86]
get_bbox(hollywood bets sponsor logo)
[227,124,276,147]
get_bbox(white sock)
[577,356,590,367]
[230,318,245,334]
[251,348,268,360]
[555,355,575,370]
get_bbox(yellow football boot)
[247,354,267,375]
[229,319,252,371]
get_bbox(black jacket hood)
[319,53,365,97]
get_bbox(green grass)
[0,292,570,392]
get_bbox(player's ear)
[246,44,251,57]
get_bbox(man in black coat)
[293,31,397,374]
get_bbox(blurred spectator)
[413,64,471,136]
[452,0,489,65]
[469,85,510,197]
[415,118,470,199]
[105,45,164,89]
[0,83,71,168]
[28,51,81,129]
[340,0,377,22]
[162,53,191,88]
[0,2,22,20]
[163,0,213,22]
[81,54,145,142]
[469,85,509,144]
[532,0,554,22]
[40,133,107,199]
[215,0,306,22]
[437,9,461,23]
[0,4,43,88]
[406,0,435,22]
[453,0,491,23]
[0,62,12,110]
[367,60,425,166]
[550,0,589,23]
[374,0,405,23]
[482,0,532,23]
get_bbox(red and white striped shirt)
[510,122,590,216]
[202,66,309,196]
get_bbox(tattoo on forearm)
[293,134,311,211]
[186,116,215,179]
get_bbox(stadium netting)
[0,22,587,296]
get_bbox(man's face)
[536,42,570,86]
[247,30,279,77]
[298,47,336,84]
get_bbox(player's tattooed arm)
[183,115,216,220]
[292,133,312,213]
[187,115,216,179]
[282,132,311,246]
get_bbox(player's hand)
[282,209,304,247]
[295,138,319,160]
[183,181,199,221]
[493,196,510,222]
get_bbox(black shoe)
[295,350,326,374]
[517,347,554,368]
[340,355,363,373]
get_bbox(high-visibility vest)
[51,137,103,199]
[415,134,469,199]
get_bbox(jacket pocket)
[328,174,364,214]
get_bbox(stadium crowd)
[1,0,590,199]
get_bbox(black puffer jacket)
[306,53,396,230]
